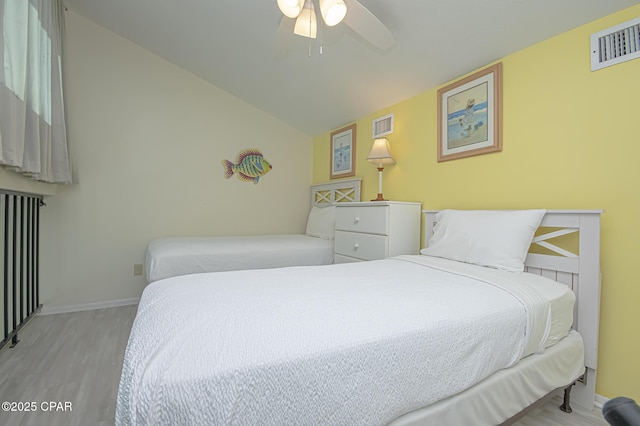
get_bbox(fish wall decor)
[222,149,273,184]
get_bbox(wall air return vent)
[372,113,394,138]
[591,17,640,71]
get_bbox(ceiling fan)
[275,0,395,52]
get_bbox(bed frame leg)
[559,384,573,413]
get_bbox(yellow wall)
[313,5,640,400]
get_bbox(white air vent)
[591,17,640,71]
[372,113,394,138]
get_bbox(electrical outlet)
[133,264,143,276]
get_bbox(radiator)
[0,190,44,350]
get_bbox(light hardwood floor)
[0,305,609,426]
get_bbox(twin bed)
[119,208,602,426]
[144,179,361,282]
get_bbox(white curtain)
[0,0,72,184]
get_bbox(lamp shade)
[319,0,347,26]
[277,0,304,18]
[367,138,396,166]
[294,2,318,38]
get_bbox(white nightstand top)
[336,201,421,207]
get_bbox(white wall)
[0,168,57,196]
[39,11,313,308]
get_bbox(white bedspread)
[117,255,574,426]
[145,234,334,282]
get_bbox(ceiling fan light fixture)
[319,0,347,26]
[293,4,317,39]
[277,0,304,19]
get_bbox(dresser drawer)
[334,231,388,261]
[335,206,389,235]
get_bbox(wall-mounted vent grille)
[372,113,394,138]
[591,17,640,71]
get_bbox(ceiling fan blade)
[343,0,395,50]
[274,16,296,59]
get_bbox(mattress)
[390,330,585,426]
[145,234,334,282]
[402,256,576,348]
[117,255,576,426]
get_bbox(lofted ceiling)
[63,0,639,136]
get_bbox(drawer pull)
[353,243,359,250]
[353,217,360,224]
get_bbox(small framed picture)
[437,62,502,162]
[330,124,356,179]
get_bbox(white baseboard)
[38,297,140,315]
[594,393,610,410]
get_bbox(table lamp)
[366,137,396,201]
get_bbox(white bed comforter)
[145,234,334,282]
[117,255,571,426]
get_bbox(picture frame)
[330,123,356,179]
[437,62,502,162]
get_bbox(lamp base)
[371,193,387,201]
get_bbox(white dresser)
[334,201,421,263]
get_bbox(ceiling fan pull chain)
[317,0,323,55]
[308,0,313,57]
[319,5,324,54]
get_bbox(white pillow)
[305,206,336,239]
[420,209,546,272]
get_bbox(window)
[0,0,71,183]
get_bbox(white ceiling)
[63,0,639,136]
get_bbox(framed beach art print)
[330,124,356,179]
[437,62,502,162]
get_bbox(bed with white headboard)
[418,209,602,423]
[118,208,602,426]
[144,178,361,282]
